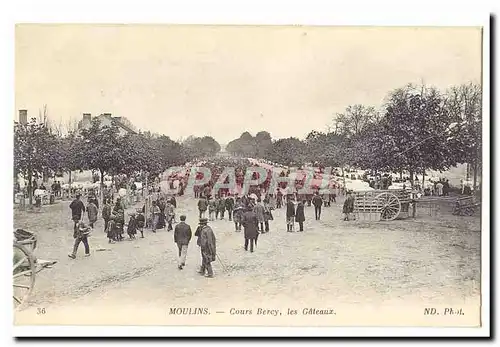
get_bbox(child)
[106,219,116,243]
[126,213,138,239]
[136,209,146,238]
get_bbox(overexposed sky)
[15,25,482,143]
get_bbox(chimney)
[18,110,28,125]
[103,113,112,118]
[82,113,92,122]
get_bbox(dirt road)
[13,195,481,325]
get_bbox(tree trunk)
[409,170,414,187]
[422,169,425,189]
[473,160,478,193]
[400,171,403,180]
[99,168,105,207]
[341,167,346,194]
[27,170,33,206]
[466,163,470,181]
[68,170,72,184]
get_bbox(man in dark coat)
[69,194,85,233]
[276,191,283,208]
[197,197,208,219]
[216,196,226,220]
[101,199,112,234]
[174,215,192,270]
[233,198,245,232]
[225,195,235,221]
[157,198,166,229]
[312,192,323,220]
[295,200,306,232]
[195,218,217,278]
[343,191,355,221]
[242,206,259,252]
[286,198,295,232]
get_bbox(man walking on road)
[312,192,323,220]
[174,215,192,270]
[295,200,306,232]
[101,199,111,234]
[195,218,217,278]
[68,220,91,259]
[69,194,85,233]
[225,194,234,221]
[197,197,208,219]
[242,206,259,252]
[286,198,295,232]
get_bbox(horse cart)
[13,229,57,308]
[353,190,414,221]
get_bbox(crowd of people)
[65,178,356,279]
[56,156,475,279]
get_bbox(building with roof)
[78,113,137,135]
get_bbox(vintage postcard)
[10,16,489,337]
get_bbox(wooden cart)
[353,190,413,221]
[452,196,480,216]
[13,229,56,308]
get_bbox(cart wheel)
[13,243,36,309]
[376,192,401,221]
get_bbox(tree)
[227,132,256,157]
[14,117,61,206]
[332,104,380,138]
[226,131,273,158]
[375,84,456,184]
[444,82,482,190]
[304,131,345,167]
[78,119,129,201]
[154,135,185,170]
[182,136,221,159]
[254,131,273,158]
[56,126,85,184]
[266,137,307,166]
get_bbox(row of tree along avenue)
[14,81,481,206]
[226,82,482,190]
[14,115,221,206]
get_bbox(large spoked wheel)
[13,243,36,309]
[377,192,401,221]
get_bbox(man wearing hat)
[343,190,355,221]
[68,220,91,259]
[194,218,217,278]
[174,215,192,270]
[242,205,259,252]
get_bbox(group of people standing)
[149,196,177,232]
[65,180,351,279]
